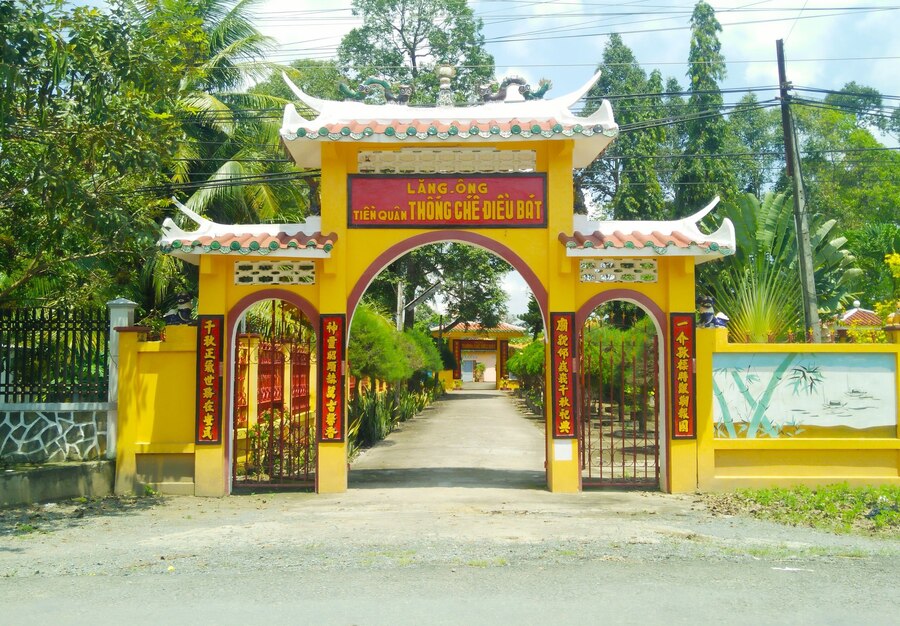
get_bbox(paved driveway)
[350,389,546,489]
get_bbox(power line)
[794,86,900,100]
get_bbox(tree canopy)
[0,0,204,306]
[337,0,495,104]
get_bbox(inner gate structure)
[117,68,737,495]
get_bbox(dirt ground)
[1,391,898,625]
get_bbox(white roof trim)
[279,72,618,168]
[158,199,330,264]
[160,199,324,240]
[566,197,736,264]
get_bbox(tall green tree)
[578,35,665,220]
[792,92,900,231]
[519,294,544,339]
[164,0,304,224]
[365,243,510,332]
[725,93,781,197]
[0,0,204,305]
[337,0,495,104]
[143,0,313,311]
[674,1,737,215]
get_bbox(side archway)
[575,288,669,491]
[224,289,320,493]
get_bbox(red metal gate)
[232,300,314,489]
[578,318,660,488]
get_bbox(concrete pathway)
[350,389,546,489]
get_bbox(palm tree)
[168,0,307,222]
[137,0,312,310]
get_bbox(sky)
[254,0,900,101]
[249,1,899,319]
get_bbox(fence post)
[106,298,138,460]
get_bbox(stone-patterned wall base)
[0,410,107,463]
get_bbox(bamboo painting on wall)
[712,352,897,438]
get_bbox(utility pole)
[395,278,405,331]
[777,39,821,342]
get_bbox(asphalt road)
[1,390,898,625]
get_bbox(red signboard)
[452,340,462,380]
[348,174,547,228]
[196,315,223,445]
[551,312,576,439]
[670,313,696,439]
[318,314,345,442]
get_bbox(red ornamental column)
[499,339,509,380]
[318,315,345,442]
[452,339,462,380]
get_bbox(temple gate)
[116,69,738,496]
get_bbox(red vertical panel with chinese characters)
[669,313,696,439]
[452,339,462,380]
[196,315,223,445]
[551,312,576,439]
[318,314,345,442]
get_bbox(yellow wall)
[438,370,455,391]
[694,328,900,491]
[116,326,199,496]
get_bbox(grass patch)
[705,483,900,536]
[465,557,508,568]
[13,523,39,535]
[725,544,870,559]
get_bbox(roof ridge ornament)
[339,77,412,104]
[479,76,552,102]
[562,196,736,264]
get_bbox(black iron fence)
[0,308,109,403]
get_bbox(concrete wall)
[0,461,113,507]
[116,326,199,496]
[0,404,108,463]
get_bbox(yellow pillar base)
[668,439,698,493]
[317,441,348,493]
[547,438,580,492]
[194,446,227,496]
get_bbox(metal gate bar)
[232,300,315,490]
[580,319,660,489]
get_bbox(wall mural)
[713,352,897,438]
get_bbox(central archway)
[347,230,548,330]
[224,290,320,494]
[344,234,549,489]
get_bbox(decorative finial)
[436,63,456,107]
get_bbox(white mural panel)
[712,352,897,438]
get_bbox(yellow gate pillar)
[316,143,349,493]
[666,257,699,493]
[545,141,580,493]
[195,255,229,496]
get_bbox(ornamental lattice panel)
[358,148,536,173]
[579,259,658,283]
[234,260,315,285]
